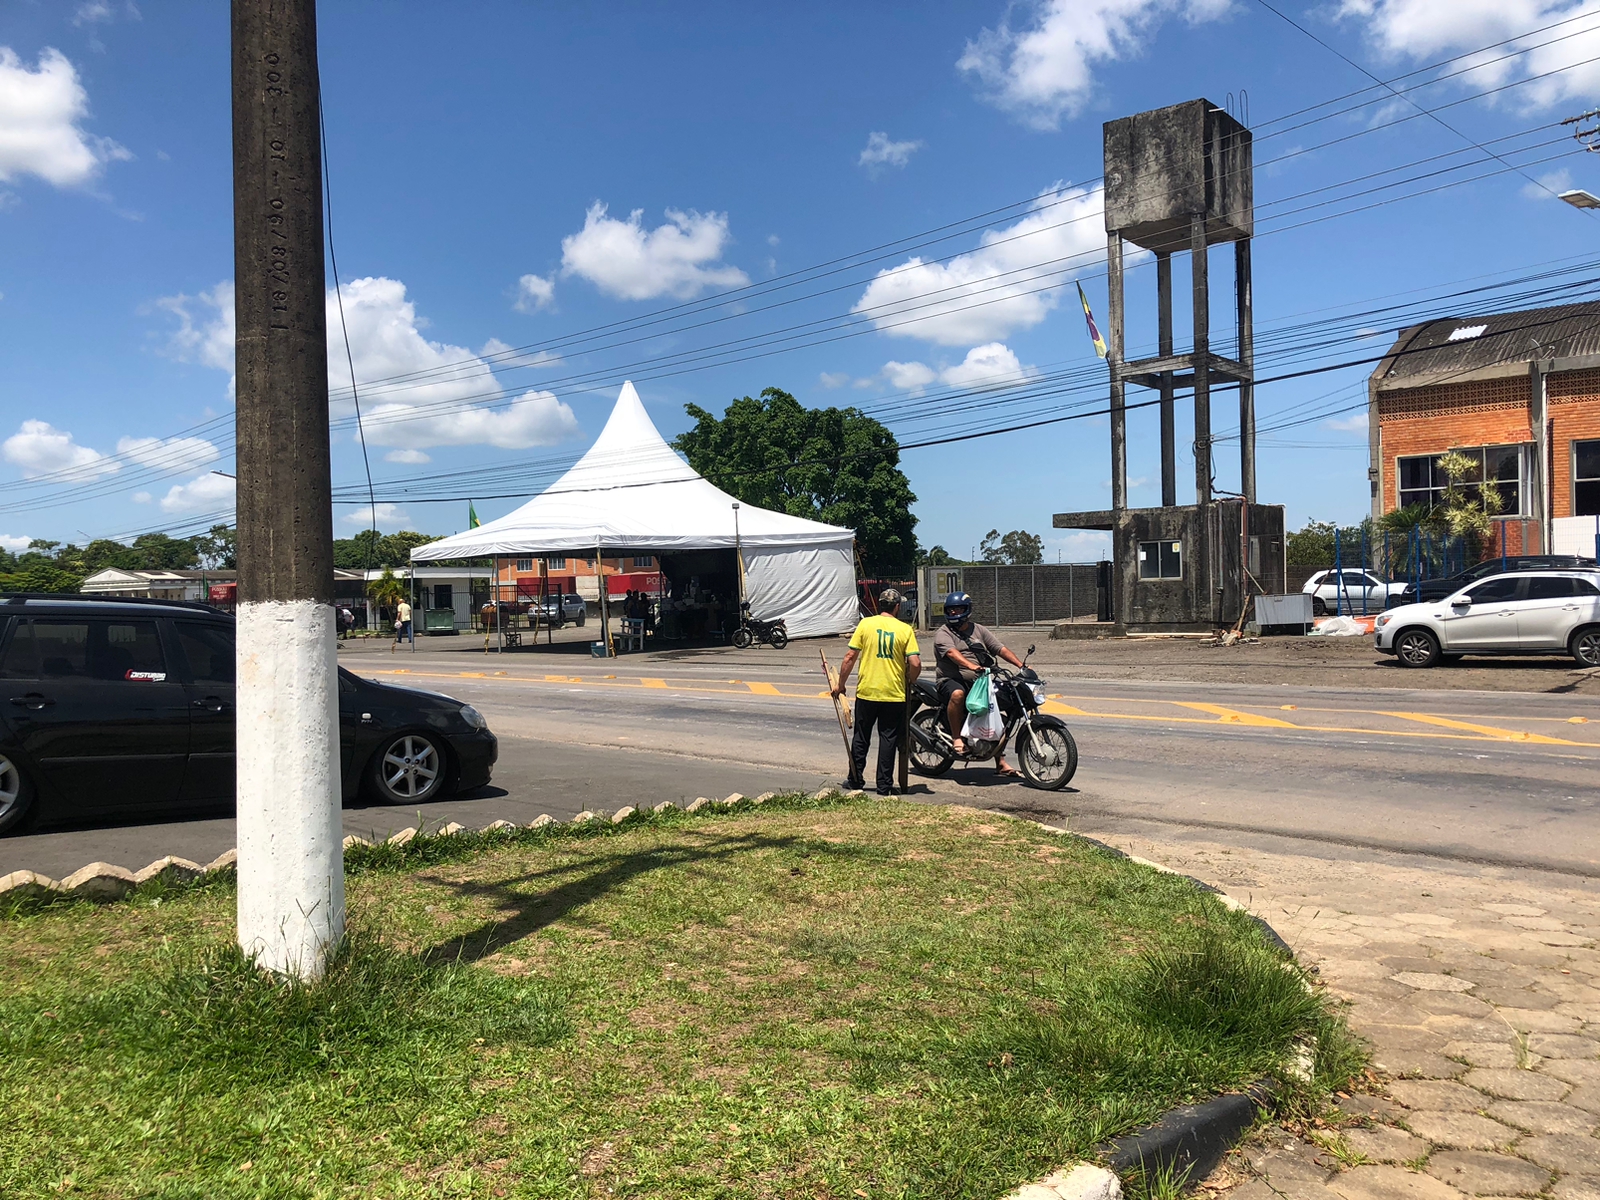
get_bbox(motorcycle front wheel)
[731,627,753,649]
[767,628,788,649]
[1017,721,1078,790]
[909,708,954,776]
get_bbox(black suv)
[0,596,497,834]
[1396,555,1599,605]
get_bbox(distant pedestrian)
[336,605,355,640]
[830,587,921,795]
[392,598,412,652]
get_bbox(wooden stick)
[818,648,853,770]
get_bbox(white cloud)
[819,371,853,389]
[514,272,555,312]
[74,2,138,26]
[158,470,234,515]
[560,202,750,300]
[384,448,431,464]
[937,343,1036,389]
[115,434,219,473]
[0,533,31,552]
[2,419,116,479]
[859,131,923,170]
[958,0,1232,129]
[152,275,584,454]
[343,503,409,528]
[1339,0,1600,111]
[480,337,560,368]
[131,491,151,503]
[853,185,1104,345]
[1522,167,1573,199]
[882,360,939,391]
[364,388,579,452]
[0,47,130,187]
[1325,411,1370,432]
[153,281,235,372]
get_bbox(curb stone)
[1005,1163,1124,1200]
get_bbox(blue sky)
[3,0,1600,561]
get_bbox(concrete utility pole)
[232,0,344,978]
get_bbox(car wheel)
[0,753,37,836]
[1394,628,1441,668]
[1571,626,1600,669]
[576,610,586,626]
[368,731,447,804]
[1311,597,1327,617]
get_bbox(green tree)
[918,544,957,567]
[673,387,918,576]
[1286,518,1373,567]
[333,529,442,569]
[366,568,407,610]
[195,525,237,570]
[975,529,1043,566]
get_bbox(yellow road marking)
[1379,711,1586,746]
[1175,702,1301,727]
[360,670,1600,750]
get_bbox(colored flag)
[1077,281,1108,359]
[468,501,481,529]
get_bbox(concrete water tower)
[1054,99,1286,632]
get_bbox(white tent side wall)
[743,540,857,638]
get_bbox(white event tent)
[411,381,859,638]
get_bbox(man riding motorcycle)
[932,591,1026,775]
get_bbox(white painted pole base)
[236,600,345,978]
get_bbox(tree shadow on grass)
[420,828,817,965]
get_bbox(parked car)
[1394,555,1598,606]
[0,595,497,835]
[1373,571,1600,668]
[1301,569,1409,616]
[534,593,587,625]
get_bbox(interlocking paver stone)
[1526,1032,1599,1057]
[1343,1125,1429,1164]
[1392,973,1476,992]
[1484,1098,1597,1134]
[1519,1133,1600,1173]
[1388,1080,1492,1112]
[1401,1111,1515,1151]
[1328,1165,1467,1200]
[1440,1042,1527,1070]
[1459,1068,1569,1100]
[1551,1176,1600,1200]
[1423,1150,1552,1196]
[1564,1084,1600,1113]
[1545,1059,1600,1085]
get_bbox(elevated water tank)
[1104,98,1252,252]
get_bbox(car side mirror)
[1451,599,1470,609]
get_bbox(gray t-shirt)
[933,622,1003,684]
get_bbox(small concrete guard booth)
[411,382,859,639]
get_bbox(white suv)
[1374,571,1600,668]
[1302,569,1408,616]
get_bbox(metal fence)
[917,563,1104,629]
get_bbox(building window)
[547,557,566,570]
[1576,440,1600,517]
[1137,540,1182,580]
[514,558,532,572]
[632,556,654,568]
[1396,445,1524,516]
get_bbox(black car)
[1396,555,1598,605]
[0,596,497,835]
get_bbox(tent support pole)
[495,557,503,654]
[598,540,612,657]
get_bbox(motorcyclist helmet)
[943,591,973,627]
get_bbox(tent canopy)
[411,382,859,637]
[412,381,853,559]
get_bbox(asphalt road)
[7,635,1600,882]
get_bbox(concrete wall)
[1107,501,1285,632]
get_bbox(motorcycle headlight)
[1030,684,1047,705]
[459,704,487,730]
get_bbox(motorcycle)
[907,645,1078,790]
[731,602,789,649]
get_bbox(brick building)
[1368,301,1600,555]
[494,553,661,602]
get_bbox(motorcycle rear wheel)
[767,628,788,649]
[1017,723,1078,790]
[731,627,753,649]
[909,708,954,776]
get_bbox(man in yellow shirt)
[830,588,921,795]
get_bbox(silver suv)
[1374,571,1600,668]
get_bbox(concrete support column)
[1156,250,1176,507]
[1235,238,1255,503]
[232,0,344,978]
[1190,214,1211,506]
[1107,231,1127,513]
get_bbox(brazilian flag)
[468,501,481,529]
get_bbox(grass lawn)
[0,795,1355,1199]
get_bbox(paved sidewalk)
[1092,832,1600,1200]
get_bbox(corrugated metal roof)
[1373,300,1600,389]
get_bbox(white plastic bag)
[962,676,1005,741]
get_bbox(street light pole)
[231,0,344,978]
[732,501,744,610]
